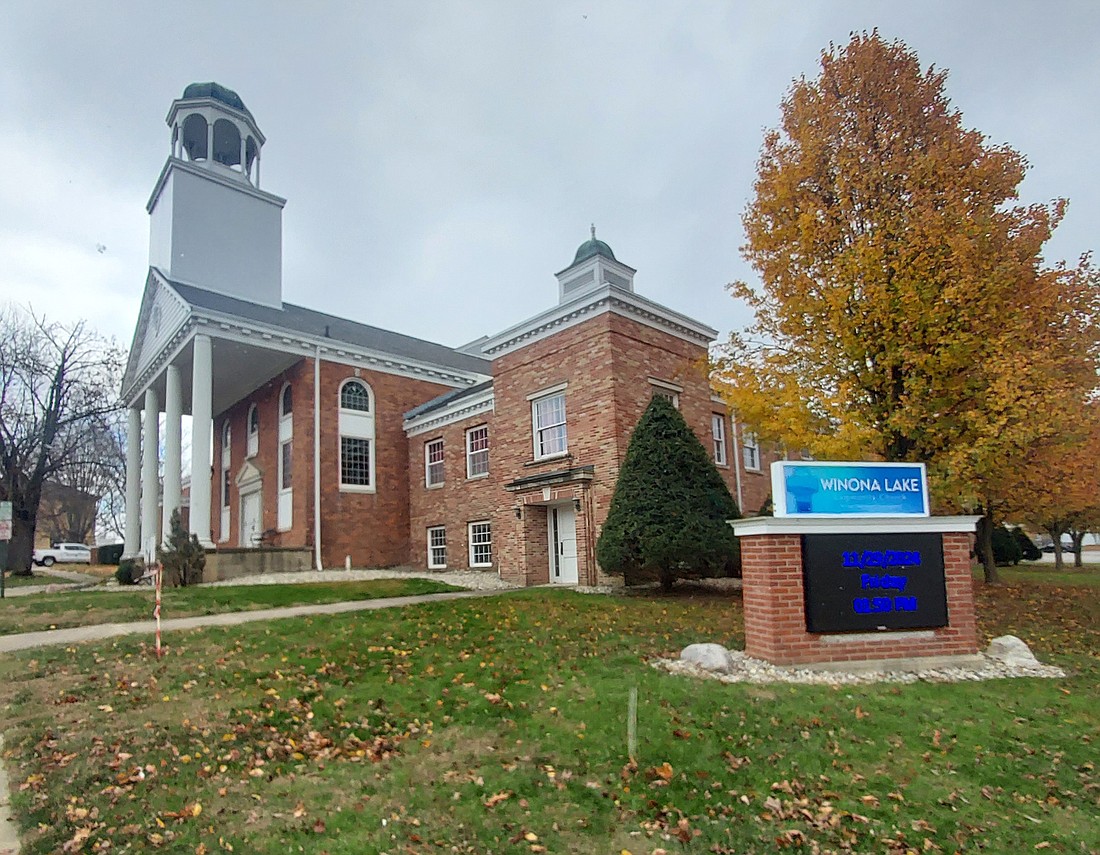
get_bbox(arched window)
[340,379,371,412]
[277,384,294,529]
[247,404,259,457]
[212,118,242,167]
[219,420,232,541]
[339,379,375,490]
[181,113,208,161]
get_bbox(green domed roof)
[181,82,251,117]
[573,228,615,264]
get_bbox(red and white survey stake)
[153,562,163,659]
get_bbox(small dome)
[181,82,252,117]
[572,230,616,264]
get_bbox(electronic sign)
[802,532,948,633]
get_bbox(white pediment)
[121,268,192,401]
[235,459,264,491]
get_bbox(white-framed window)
[246,404,259,457]
[742,431,760,471]
[219,420,231,542]
[466,425,489,478]
[339,378,375,490]
[425,438,444,487]
[427,526,447,569]
[532,392,567,459]
[278,383,293,529]
[468,521,492,567]
[712,414,728,466]
[649,378,681,409]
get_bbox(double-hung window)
[339,379,375,490]
[466,425,489,478]
[468,521,492,567]
[532,391,567,459]
[427,526,447,569]
[712,414,727,466]
[742,431,760,471]
[425,438,444,487]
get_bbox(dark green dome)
[181,82,251,117]
[573,235,615,264]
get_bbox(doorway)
[240,490,261,547]
[548,503,578,584]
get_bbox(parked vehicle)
[32,542,92,566]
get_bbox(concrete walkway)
[0,588,511,654]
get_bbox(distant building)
[121,83,781,583]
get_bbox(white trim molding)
[730,515,981,537]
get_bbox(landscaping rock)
[986,635,1042,668]
[680,643,733,673]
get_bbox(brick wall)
[741,531,978,665]
[211,357,453,569]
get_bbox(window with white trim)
[712,414,727,466]
[219,421,231,542]
[278,383,294,529]
[649,379,681,409]
[246,404,259,457]
[742,431,760,471]
[339,379,375,490]
[425,438,444,487]
[532,392,567,459]
[427,526,447,569]
[468,521,492,567]
[466,425,489,478]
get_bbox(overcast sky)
[1,1,1096,357]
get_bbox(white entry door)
[240,491,262,547]
[549,504,578,584]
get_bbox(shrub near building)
[596,396,741,590]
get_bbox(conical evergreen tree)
[596,396,741,590]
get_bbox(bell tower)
[147,82,286,308]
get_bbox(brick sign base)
[731,516,979,667]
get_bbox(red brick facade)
[740,530,978,665]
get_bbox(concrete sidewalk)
[0,588,511,654]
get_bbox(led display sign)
[802,532,948,633]
[772,461,929,517]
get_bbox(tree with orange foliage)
[1008,407,1100,572]
[715,31,1099,582]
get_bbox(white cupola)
[147,83,286,308]
[554,225,636,304]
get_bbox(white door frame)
[548,502,578,584]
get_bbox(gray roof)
[404,379,494,421]
[167,278,491,376]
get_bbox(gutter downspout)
[313,346,323,570]
[730,416,744,514]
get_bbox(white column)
[239,136,247,175]
[206,122,215,162]
[123,406,142,557]
[189,334,214,547]
[140,388,160,562]
[254,152,260,188]
[161,364,183,543]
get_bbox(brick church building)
[121,83,778,586]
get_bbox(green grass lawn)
[0,578,462,636]
[0,580,1096,854]
[977,561,1100,587]
[1,571,72,589]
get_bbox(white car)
[32,543,92,567]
